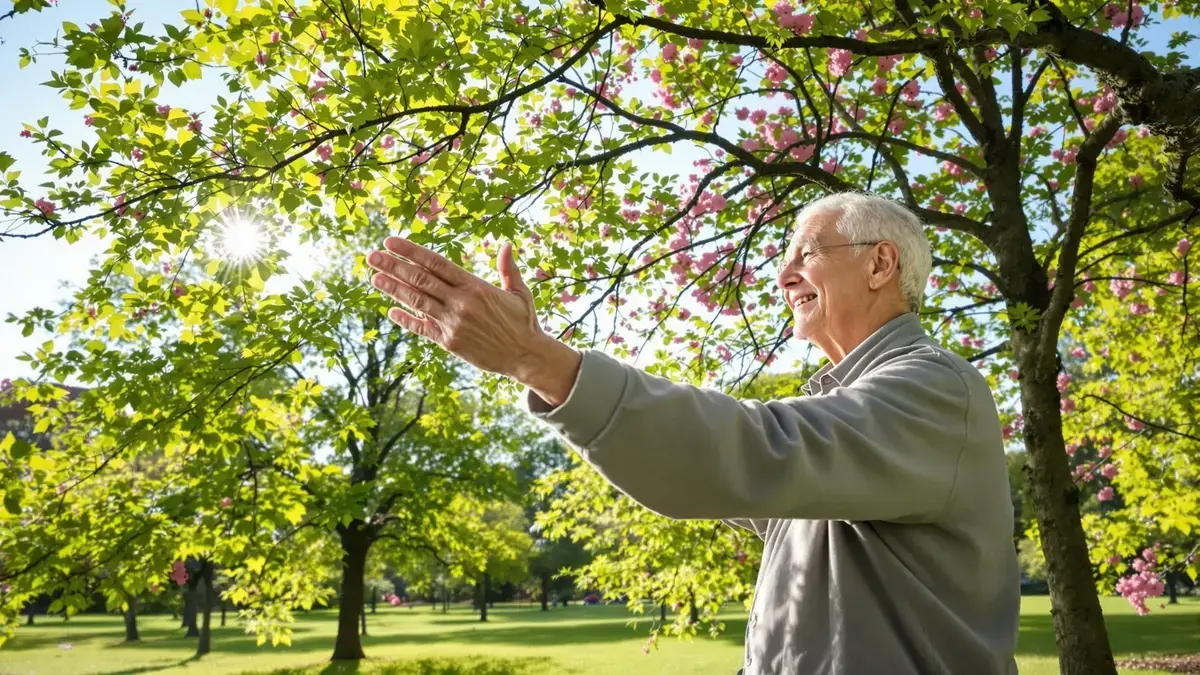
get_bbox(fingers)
[370,271,443,317]
[367,250,453,304]
[383,236,473,287]
[385,305,442,342]
[497,241,530,297]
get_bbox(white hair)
[793,192,933,313]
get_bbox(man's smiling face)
[776,210,877,349]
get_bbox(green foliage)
[2,0,1198,657]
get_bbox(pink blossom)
[877,55,901,73]
[1057,373,1071,393]
[729,55,744,67]
[750,109,767,125]
[1129,302,1151,315]
[827,49,853,78]
[171,561,189,586]
[1168,271,1186,285]
[220,497,233,509]
[780,13,814,35]
[901,80,920,103]
[35,198,55,217]
[687,38,704,50]
[271,31,280,43]
[1178,239,1192,256]
[1101,464,1119,480]
[649,69,662,83]
[741,138,761,152]
[1061,398,1075,414]
[662,43,678,63]
[1125,416,1145,431]
[1097,486,1114,502]
[933,104,955,122]
[968,8,983,18]
[772,0,794,16]
[19,129,31,138]
[317,144,332,161]
[889,118,907,134]
[872,77,888,96]
[1001,424,1013,441]
[1009,369,1019,381]
[173,285,186,297]
[1028,126,1046,137]
[765,63,788,84]
[533,268,550,281]
[255,51,268,66]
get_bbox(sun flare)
[217,216,266,263]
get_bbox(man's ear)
[868,242,901,290]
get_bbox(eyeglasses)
[779,240,883,273]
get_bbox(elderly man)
[366,192,1020,674]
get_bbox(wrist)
[514,333,581,408]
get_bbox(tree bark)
[196,565,214,657]
[660,601,666,622]
[25,611,33,626]
[331,523,370,660]
[220,597,226,627]
[478,572,490,622]
[183,585,199,637]
[360,598,367,636]
[1167,571,1179,604]
[540,575,549,611]
[1016,337,1117,675]
[688,591,699,625]
[123,592,140,642]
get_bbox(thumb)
[497,241,530,296]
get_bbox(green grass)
[0,596,1196,675]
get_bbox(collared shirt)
[527,312,1020,674]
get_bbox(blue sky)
[1,2,1196,385]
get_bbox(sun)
[216,215,266,263]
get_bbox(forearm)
[513,333,582,409]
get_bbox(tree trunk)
[688,591,699,625]
[1017,340,1117,675]
[478,572,490,622]
[331,524,370,660]
[220,597,226,627]
[123,592,140,642]
[25,611,33,626]
[660,601,666,622]
[360,598,367,636]
[540,575,549,611]
[183,586,199,637]
[1167,571,1179,604]
[196,565,214,657]
[370,594,377,614]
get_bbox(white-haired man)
[365,192,1020,674]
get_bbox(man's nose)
[776,264,800,292]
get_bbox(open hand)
[365,237,580,404]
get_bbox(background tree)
[2,2,1198,674]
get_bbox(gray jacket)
[526,312,1020,674]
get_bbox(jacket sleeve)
[525,348,971,523]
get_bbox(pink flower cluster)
[1104,2,1145,28]
[773,2,814,35]
[171,560,189,586]
[1116,548,1164,615]
[381,592,405,606]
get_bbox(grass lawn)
[1,596,1197,674]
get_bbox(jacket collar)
[801,312,927,395]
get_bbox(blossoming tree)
[1,0,1198,673]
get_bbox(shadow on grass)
[1017,611,1200,657]
[238,656,562,675]
[107,655,201,675]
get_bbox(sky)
[1,2,1197,387]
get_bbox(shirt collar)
[801,312,926,395]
